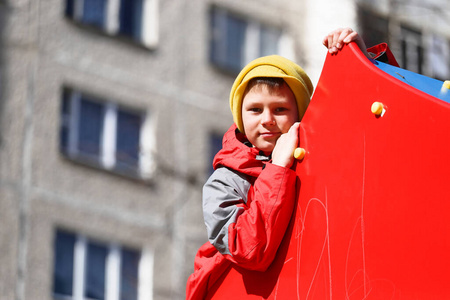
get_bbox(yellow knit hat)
[229,55,314,133]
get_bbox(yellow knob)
[294,148,306,160]
[443,80,450,90]
[371,102,384,116]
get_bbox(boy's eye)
[249,108,262,113]
[275,107,288,113]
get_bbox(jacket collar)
[213,124,268,178]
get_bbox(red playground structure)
[206,43,450,299]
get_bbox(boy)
[186,28,398,299]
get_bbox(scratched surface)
[206,43,450,299]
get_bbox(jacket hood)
[213,124,268,178]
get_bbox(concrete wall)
[0,0,360,299]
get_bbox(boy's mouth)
[260,132,280,139]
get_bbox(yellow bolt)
[294,148,306,160]
[371,102,384,116]
[443,80,450,90]
[439,81,450,98]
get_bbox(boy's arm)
[203,168,251,255]
[203,164,297,271]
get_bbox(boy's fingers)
[288,122,300,133]
[343,31,358,44]
[338,28,352,46]
[324,28,358,52]
[332,30,342,48]
[336,28,357,47]
[327,34,334,51]
[322,34,329,47]
[287,123,300,141]
[324,29,338,50]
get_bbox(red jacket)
[186,124,297,299]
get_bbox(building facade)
[357,0,450,80]
[5,0,449,300]
[0,1,355,299]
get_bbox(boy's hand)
[322,28,371,59]
[272,122,300,169]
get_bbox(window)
[60,88,155,180]
[357,6,389,48]
[427,35,450,80]
[64,0,159,48]
[209,6,293,74]
[53,230,151,300]
[400,26,424,74]
[209,133,223,175]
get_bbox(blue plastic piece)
[374,60,450,104]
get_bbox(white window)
[60,88,155,180]
[428,34,450,80]
[64,0,159,48]
[53,230,154,300]
[209,6,294,73]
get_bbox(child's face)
[242,84,299,155]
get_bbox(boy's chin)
[255,145,274,156]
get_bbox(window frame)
[400,25,424,74]
[209,6,292,74]
[60,88,155,181]
[64,0,159,48]
[53,230,154,300]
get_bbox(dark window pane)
[60,90,71,154]
[400,26,423,74]
[83,0,107,28]
[85,242,107,300]
[417,44,424,74]
[119,0,143,39]
[116,109,141,168]
[78,98,104,157]
[210,8,247,73]
[65,0,75,18]
[53,231,75,296]
[120,248,140,300]
[401,39,408,69]
[209,133,223,175]
[225,14,246,72]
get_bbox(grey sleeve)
[202,167,251,255]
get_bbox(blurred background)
[0,0,448,299]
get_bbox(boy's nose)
[261,111,276,126]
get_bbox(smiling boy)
[186,28,398,299]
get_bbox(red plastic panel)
[207,43,450,299]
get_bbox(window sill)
[64,18,158,53]
[59,152,156,187]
